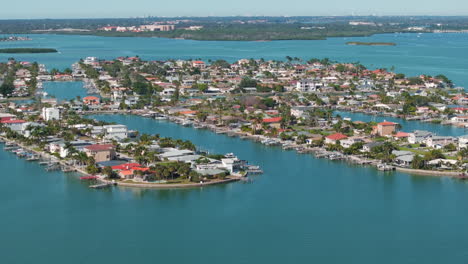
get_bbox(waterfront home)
[451,116,468,124]
[168,154,203,164]
[84,144,116,163]
[262,117,282,129]
[408,130,433,144]
[373,121,398,136]
[41,107,61,121]
[83,96,100,105]
[362,141,384,152]
[392,150,415,167]
[425,136,455,149]
[340,137,365,148]
[305,134,324,145]
[393,132,410,140]
[41,98,57,105]
[103,125,128,141]
[427,159,458,169]
[49,140,93,158]
[221,157,244,173]
[325,133,348,144]
[159,148,194,159]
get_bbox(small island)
[0,48,58,54]
[346,42,396,46]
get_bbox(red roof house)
[325,133,348,144]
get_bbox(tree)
[102,166,119,179]
[0,82,14,96]
[412,155,425,169]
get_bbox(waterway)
[43,81,89,101]
[2,33,468,263]
[2,114,468,263]
[0,33,468,88]
[335,110,468,137]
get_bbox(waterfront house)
[393,132,410,140]
[425,136,455,149]
[262,117,282,129]
[159,148,194,159]
[83,96,100,105]
[362,141,384,152]
[103,125,128,141]
[451,116,468,124]
[325,133,348,144]
[84,144,116,163]
[221,157,243,173]
[373,121,398,137]
[392,150,415,167]
[408,130,433,144]
[340,137,365,148]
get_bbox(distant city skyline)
[1,0,467,19]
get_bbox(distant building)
[140,24,175,31]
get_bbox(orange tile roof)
[326,133,348,141]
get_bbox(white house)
[408,130,433,144]
[42,107,61,121]
[458,135,468,149]
[103,125,128,140]
[296,79,322,92]
[424,136,455,149]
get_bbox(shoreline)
[87,111,466,179]
[0,135,245,189]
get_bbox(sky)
[1,0,467,19]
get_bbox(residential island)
[1,56,468,190]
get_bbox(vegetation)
[0,48,58,53]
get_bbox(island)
[346,42,396,46]
[1,56,468,190]
[0,48,58,54]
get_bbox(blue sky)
[1,0,466,19]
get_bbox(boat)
[90,181,116,189]
[80,176,98,180]
[26,155,40,161]
[181,120,192,127]
[377,163,395,171]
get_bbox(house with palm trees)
[84,144,116,163]
[262,117,282,129]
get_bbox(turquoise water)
[2,114,468,263]
[43,81,89,101]
[0,33,468,87]
[335,111,468,137]
[2,33,468,263]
